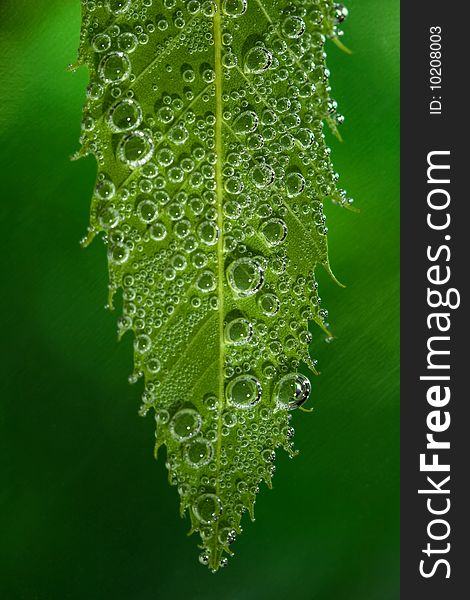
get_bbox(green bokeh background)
[0,1,399,598]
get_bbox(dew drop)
[258,293,280,316]
[185,438,214,468]
[273,373,311,410]
[106,0,131,13]
[137,198,158,223]
[250,163,275,189]
[222,0,247,17]
[244,46,273,74]
[226,374,262,409]
[99,52,131,84]
[233,110,259,135]
[134,334,152,354]
[227,258,264,297]
[149,222,167,241]
[118,131,154,168]
[108,98,143,132]
[285,172,306,197]
[282,16,306,39]
[108,244,129,264]
[225,317,253,345]
[197,220,220,245]
[92,33,111,53]
[193,493,222,524]
[196,270,217,293]
[170,408,202,441]
[260,218,288,246]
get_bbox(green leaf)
[75,0,350,571]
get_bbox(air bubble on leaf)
[118,131,154,168]
[273,373,311,410]
[282,16,306,39]
[222,0,247,17]
[244,47,273,74]
[193,493,222,524]
[99,52,131,84]
[219,527,237,545]
[226,374,262,409]
[285,172,306,197]
[185,438,214,468]
[258,293,280,316]
[170,408,202,442]
[225,317,253,345]
[196,270,217,293]
[108,99,143,132]
[227,258,265,297]
[233,110,259,134]
[260,218,288,246]
[106,0,131,14]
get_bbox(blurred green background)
[0,1,399,598]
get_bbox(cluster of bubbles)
[78,0,349,571]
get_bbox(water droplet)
[224,177,244,195]
[118,32,138,53]
[226,374,262,409]
[222,0,247,17]
[233,110,259,134]
[227,258,264,297]
[95,178,116,200]
[273,373,311,410]
[197,220,219,245]
[99,52,131,84]
[108,244,129,264]
[285,172,306,197]
[260,218,288,246]
[193,493,222,524]
[196,270,217,293]
[149,222,167,241]
[258,293,280,316]
[170,408,202,441]
[108,98,143,132]
[137,198,158,223]
[169,124,189,145]
[250,163,275,189]
[98,206,120,229]
[244,47,273,74]
[334,3,349,23]
[106,0,131,13]
[219,527,237,545]
[225,317,253,345]
[92,33,111,53]
[282,16,306,39]
[134,334,152,353]
[118,131,154,168]
[185,438,214,468]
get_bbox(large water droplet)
[260,218,288,246]
[193,493,222,524]
[227,258,264,297]
[225,317,253,345]
[244,46,273,74]
[250,163,275,189]
[282,16,306,39]
[137,198,158,223]
[118,131,154,168]
[258,293,280,316]
[108,99,143,132]
[233,110,259,134]
[185,438,214,468]
[273,373,311,410]
[222,0,247,17]
[170,408,202,441]
[285,172,306,197]
[196,270,217,293]
[197,220,220,245]
[99,52,131,83]
[106,0,131,14]
[226,374,262,409]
